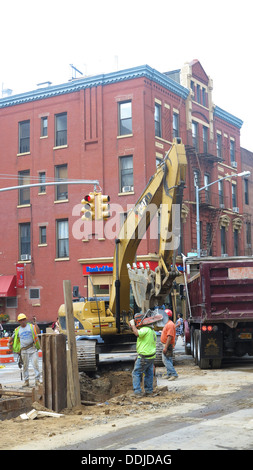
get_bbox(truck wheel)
[197,332,209,369]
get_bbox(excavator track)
[76,340,98,372]
[154,337,164,366]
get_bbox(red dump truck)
[184,256,253,369]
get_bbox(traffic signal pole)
[0,179,100,193]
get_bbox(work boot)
[22,380,29,387]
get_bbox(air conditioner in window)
[222,253,228,258]
[122,186,133,193]
[233,207,239,213]
[21,254,31,261]
[220,203,225,209]
[231,161,237,168]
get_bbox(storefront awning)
[0,275,16,297]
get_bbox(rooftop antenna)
[70,64,83,80]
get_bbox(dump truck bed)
[187,257,253,322]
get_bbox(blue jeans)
[132,356,154,394]
[162,352,178,377]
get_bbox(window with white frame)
[118,101,132,136]
[56,219,69,258]
[19,223,31,259]
[18,170,30,205]
[55,164,68,200]
[55,112,67,146]
[119,156,133,192]
[19,120,30,153]
[41,116,48,137]
[154,103,162,138]
[216,133,222,159]
[173,112,179,138]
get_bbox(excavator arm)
[108,138,187,326]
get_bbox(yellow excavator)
[58,138,187,370]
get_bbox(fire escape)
[185,141,224,256]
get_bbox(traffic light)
[81,193,96,220]
[97,193,110,220]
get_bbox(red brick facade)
[0,62,245,326]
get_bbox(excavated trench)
[79,362,134,403]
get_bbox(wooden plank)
[52,334,67,412]
[41,334,67,412]
[63,280,81,408]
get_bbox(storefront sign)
[83,263,114,275]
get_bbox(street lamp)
[195,170,251,257]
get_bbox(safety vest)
[13,323,40,353]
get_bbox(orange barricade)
[0,337,15,363]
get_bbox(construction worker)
[161,309,178,380]
[129,318,157,396]
[8,314,41,387]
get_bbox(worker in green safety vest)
[8,314,41,387]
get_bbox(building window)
[234,229,239,256]
[232,183,237,208]
[118,101,132,136]
[244,178,249,205]
[154,103,162,138]
[41,117,48,137]
[19,120,30,153]
[119,156,133,192]
[6,297,18,308]
[230,139,235,164]
[202,88,206,107]
[19,223,31,259]
[55,112,67,146]
[39,226,47,244]
[218,179,224,207]
[18,170,30,205]
[29,288,40,300]
[203,126,208,153]
[216,133,222,159]
[93,284,110,295]
[39,172,46,193]
[192,121,199,152]
[56,219,69,258]
[196,84,201,103]
[55,164,68,200]
[221,226,226,255]
[173,112,179,138]
[246,221,251,246]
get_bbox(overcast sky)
[1,0,252,151]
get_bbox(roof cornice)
[214,105,243,129]
[0,65,189,109]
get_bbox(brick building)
[0,60,246,327]
[241,147,253,256]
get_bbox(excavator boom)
[108,138,187,320]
